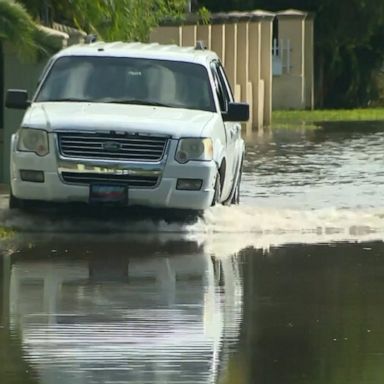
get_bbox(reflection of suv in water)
[6,42,249,211]
[7,237,243,383]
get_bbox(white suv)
[6,42,248,211]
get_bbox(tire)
[222,157,243,206]
[9,192,31,210]
[211,172,221,206]
[231,178,240,205]
[231,163,243,205]
[9,192,22,210]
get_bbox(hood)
[22,102,216,138]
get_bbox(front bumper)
[10,139,217,210]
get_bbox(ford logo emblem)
[103,141,121,152]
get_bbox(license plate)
[89,184,127,204]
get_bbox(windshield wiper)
[107,99,173,108]
[46,97,95,102]
[45,98,175,107]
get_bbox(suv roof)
[55,42,219,66]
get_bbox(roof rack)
[85,34,97,44]
[195,40,206,50]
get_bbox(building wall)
[150,13,274,131]
[272,75,305,109]
[151,10,315,123]
[248,22,262,129]
[211,24,225,63]
[272,11,314,110]
[304,18,314,109]
[260,20,273,125]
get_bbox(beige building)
[272,9,314,110]
[151,9,315,129]
[150,11,275,132]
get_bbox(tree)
[199,0,384,108]
[0,1,61,58]
[18,0,188,42]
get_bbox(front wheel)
[211,172,222,206]
[9,192,32,210]
[231,166,242,205]
[9,192,22,209]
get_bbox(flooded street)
[2,124,384,383]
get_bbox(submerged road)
[1,122,384,384]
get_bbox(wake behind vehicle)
[6,41,249,212]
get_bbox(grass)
[0,226,14,240]
[272,108,384,126]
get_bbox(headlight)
[175,138,213,164]
[17,128,49,156]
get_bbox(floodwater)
[1,122,384,383]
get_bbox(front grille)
[61,172,158,187]
[57,132,168,162]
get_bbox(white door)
[211,61,240,200]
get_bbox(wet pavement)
[2,123,384,383]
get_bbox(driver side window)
[217,63,234,103]
[210,62,228,112]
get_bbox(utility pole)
[42,0,51,26]
[186,1,192,13]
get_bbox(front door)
[210,61,240,200]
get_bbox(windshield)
[35,56,215,112]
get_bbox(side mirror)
[5,89,30,109]
[222,102,249,122]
